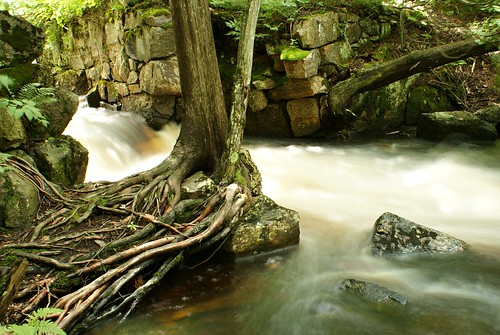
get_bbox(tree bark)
[218,0,261,184]
[170,0,228,173]
[0,260,28,322]
[328,38,499,119]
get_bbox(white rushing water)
[68,107,500,335]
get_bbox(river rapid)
[65,107,500,335]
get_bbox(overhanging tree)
[0,0,263,332]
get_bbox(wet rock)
[0,11,45,67]
[339,278,407,305]
[417,111,497,142]
[224,195,300,255]
[30,135,88,187]
[371,212,469,256]
[0,169,39,229]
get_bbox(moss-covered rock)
[224,195,300,255]
[349,77,417,133]
[0,169,40,229]
[24,88,79,141]
[0,11,45,68]
[417,110,497,142]
[405,85,455,124]
[29,135,88,187]
[0,108,27,151]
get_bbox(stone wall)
[45,8,180,129]
[46,5,464,137]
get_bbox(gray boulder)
[371,212,468,256]
[339,278,407,305]
[417,111,497,142]
[30,135,88,187]
[25,88,79,141]
[0,11,45,67]
[224,195,300,255]
[0,168,39,229]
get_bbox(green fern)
[0,79,55,128]
[1,307,66,335]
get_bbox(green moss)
[0,252,19,267]
[141,7,170,19]
[52,271,82,290]
[234,170,247,187]
[280,46,310,61]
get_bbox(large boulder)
[0,11,45,68]
[0,168,39,230]
[224,195,300,255]
[25,88,79,141]
[29,135,88,187]
[405,85,455,125]
[417,111,497,142]
[371,212,469,256]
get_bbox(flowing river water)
[65,106,500,335]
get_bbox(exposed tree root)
[1,154,251,333]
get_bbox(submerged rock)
[339,278,407,305]
[371,212,468,256]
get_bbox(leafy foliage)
[0,308,66,335]
[0,75,55,127]
[0,152,12,173]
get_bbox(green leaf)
[7,324,36,335]
[6,105,17,117]
[0,74,13,90]
[14,108,24,119]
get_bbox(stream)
[65,106,500,335]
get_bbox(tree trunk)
[1,0,261,332]
[170,0,228,174]
[328,38,499,120]
[218,0,261,185]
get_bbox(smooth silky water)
[65,106,500,335]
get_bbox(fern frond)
[17,83,57,105]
